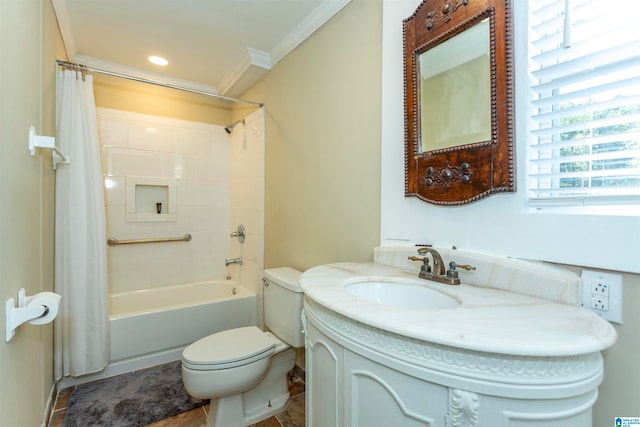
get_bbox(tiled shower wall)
[228,109,266,325]
[98,107,264,296]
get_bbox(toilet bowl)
[182,326,276,398]
[181,267,304,427]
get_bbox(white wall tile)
[106,147,157,177]
[173,127,214,154]
[98,119,129,148]
[129,121,173,151]
[156,152,196,179]
[196,151,230,181]
[98,107,264,295]
[103,176,125,207]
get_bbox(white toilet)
[181,267,304,427]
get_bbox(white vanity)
[300,246,617,427]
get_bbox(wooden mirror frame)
[404,0,515,205]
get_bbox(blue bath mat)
[63,361,209,427]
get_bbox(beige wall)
[0,0,61,425]
[242,0,383,271]
[92,74,235,125]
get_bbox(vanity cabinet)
[304,298,601,427]
[306,315,447,426]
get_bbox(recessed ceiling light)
[148,56,169,66]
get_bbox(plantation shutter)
[528,0,640,207]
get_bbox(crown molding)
[73,55,220,95]
[221,0,351,96]
[248,48,273,70]
[270,0,352,64]
[52,0,351,97]
[219,61,270,98]
[52,0,219,94]
[218,48,271,97]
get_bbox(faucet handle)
[408,256,433,274]
[449,262,476,271]
[447,261,476,279]
[230,224,246,243]
[446,261,476,280]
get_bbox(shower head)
[224,119,245,134]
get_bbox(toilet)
[181,267,304,427]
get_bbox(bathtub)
[59,280,256,388]
[109,280,256,365]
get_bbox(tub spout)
[225,257,243,266]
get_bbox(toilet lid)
[182,326,275,370]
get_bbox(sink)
[345,280,460,310]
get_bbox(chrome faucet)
[408,247,475,285]
[225,257,243,266]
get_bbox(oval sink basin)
[345,281,460,310]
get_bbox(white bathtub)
[59,280,257,388]
[109,280,256,364]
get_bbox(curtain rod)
[56,60,264,108]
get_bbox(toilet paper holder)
[5,288,60,342]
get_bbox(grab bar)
[107,234,192,247]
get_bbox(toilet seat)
[182,326,275,371]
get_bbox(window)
[527,0,640,208]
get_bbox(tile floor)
[48,366,306,427]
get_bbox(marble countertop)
[300,262,618,357]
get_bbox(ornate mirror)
[404,0,515,205]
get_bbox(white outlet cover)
[581,270,623,324]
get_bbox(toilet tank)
[263,267,305,348]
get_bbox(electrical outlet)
[581,270,623,324]
[591,296,608,311]
[592,282,609,296]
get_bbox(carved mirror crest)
[404,0,515,205]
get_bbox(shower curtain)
[54,68,109,378]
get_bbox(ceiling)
[53,0,351,98]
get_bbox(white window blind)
[528,0,640,207]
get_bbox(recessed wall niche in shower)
[125,176,177,222]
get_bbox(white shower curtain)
[54,68,109,378]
